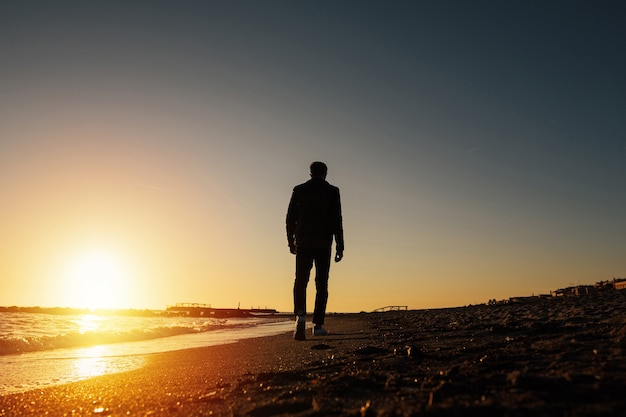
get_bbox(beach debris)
[312,397,321,412]
[354,346,387,355]
[194,391,225,403]
[311,343,331,350]
[393,345,412,357]
[427,381,446,407]
[507,370,522,386]
[360,399,372,417]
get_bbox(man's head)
[310,161,328,179]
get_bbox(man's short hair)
[310,161,328,178]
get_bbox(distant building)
[551,285,595,297]
[614,278,626,291]
[552,278,626,297]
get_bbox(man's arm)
[333,187,344,262]
[286,189,298,254]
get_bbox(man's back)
[286,178,343,250]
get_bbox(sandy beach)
[2,290,625,416]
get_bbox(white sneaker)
[313,326,328,336]
[294,316,306,340]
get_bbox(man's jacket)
[286,178,344,250]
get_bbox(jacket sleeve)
[286,189,298,246]
[333,188,344,251]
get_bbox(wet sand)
[2,291,625,416]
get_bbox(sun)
[66,248,131,310]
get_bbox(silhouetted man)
[286,161,344,340]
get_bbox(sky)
[1,1,625,313]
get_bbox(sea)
[0,311,293,396]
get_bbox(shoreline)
[2,292,626,416]
[0,318,295,396]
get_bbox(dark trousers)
[293,246,331,325]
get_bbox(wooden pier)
[371,305,408,313]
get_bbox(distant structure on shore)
[550,277,626,297]
[371,305,408,313]
[487,277,626,306]
[166,303,278,318]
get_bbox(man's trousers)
[293,246,331,325]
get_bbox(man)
[286,161,344,341]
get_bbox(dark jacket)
[286,178,344,250]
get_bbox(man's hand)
[289,244,297,255]
[334,250,343,262]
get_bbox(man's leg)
[312,246,332,326]
[293,248,314,317]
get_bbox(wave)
[0,319,237,356]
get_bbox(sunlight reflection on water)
[0,349,146,396]
[75,314,102,334]
[73,346,125,379]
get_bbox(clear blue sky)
[1,1,625,312]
